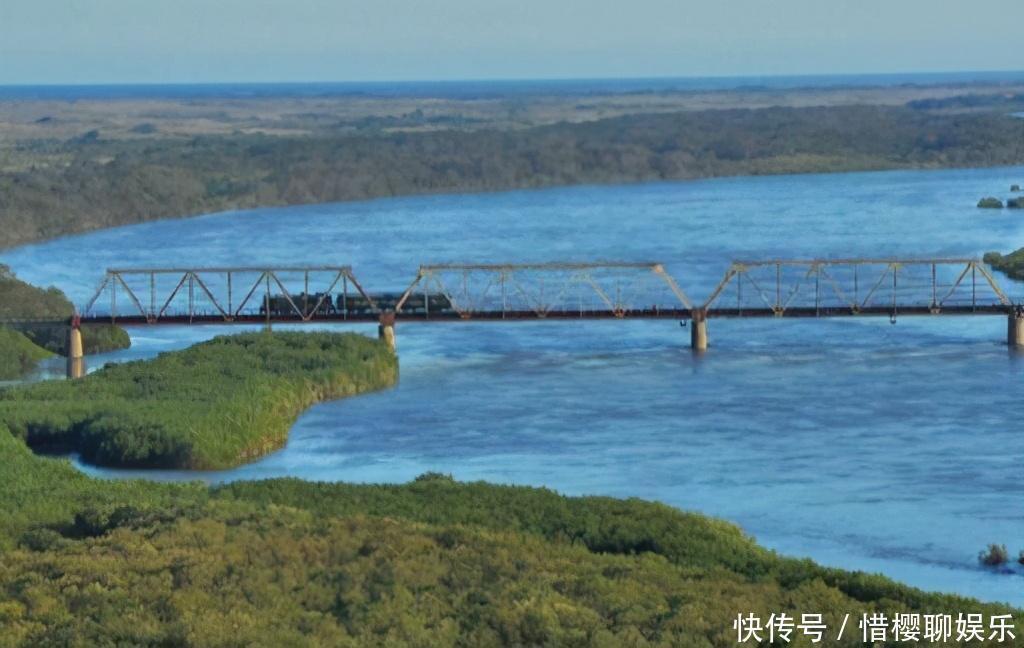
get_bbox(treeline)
[0,331,398,468]
[3,104,1024,249]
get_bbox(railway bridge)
[58,257,1021,373]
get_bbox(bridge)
[66,257,1022,355]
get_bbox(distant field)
[1,80,1023,250]
[3,80,1024,143]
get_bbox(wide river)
[3,166,1024,605]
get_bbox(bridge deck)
[75,304,1013,326]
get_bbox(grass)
[0,328,53,380]
[0,331,399,468]
[0,264,131,366]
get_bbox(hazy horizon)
[2,69,1024,87]
[2,0,1023,85]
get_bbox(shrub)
[978,197,1004,208]
[979,543,1009,566]
[0,327,52,379]
[985,248,1024,280]
[19,527,68,552]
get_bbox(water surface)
[3,166,1024,604]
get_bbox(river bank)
[3,100,1024,250]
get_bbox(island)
[1,331,398,468]
[984,249,1024,280]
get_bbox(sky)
[0,0,1022,84]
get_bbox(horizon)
[2,0,1023,85]
[3,68,1024,87]
[1,69,1024,100]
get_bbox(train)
[257,291,454,317]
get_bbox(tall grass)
[0,331,398,468]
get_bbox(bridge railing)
[70,258,1020,326]
[700,258,1013,316]
[393,262,695,319]
[82,267,378,322]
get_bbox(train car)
[255,291,456,317]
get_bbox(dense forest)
[0,332,398,468]
[2,104,1024,249]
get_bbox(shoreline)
[5,160,1024,255]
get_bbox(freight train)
[257,291,454,317]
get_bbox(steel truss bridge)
[57,257,1024,351]
[75,258,1015,325]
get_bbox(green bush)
[0,327,52,379]
[978,197,1004,208]
[979,544,1010,566]
[985,249,1024,280]
[0,331,398,468]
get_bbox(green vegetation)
[0,264,129,357]
[979,544,1010,567]
[984,249,1024,280]
[2,104,1024,249]
[0,432,1019,646]
[0,331,398,469]
[0,333,1017,645]
[978,197,1004,208]
[0,328,52,380]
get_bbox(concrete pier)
[1009,312,1024,348]
[67,319,85,379]
[378,312,396,352]
[690,310,708,351]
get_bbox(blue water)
[2,70,1024,100]
[3,165,1024,605]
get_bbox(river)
[3,165,1024,605]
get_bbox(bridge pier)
[378,312,396,352]
[1009,311,1024,348]
[690,310,708,351]
[66,317,85,379]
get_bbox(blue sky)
[1,0,1022,84]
